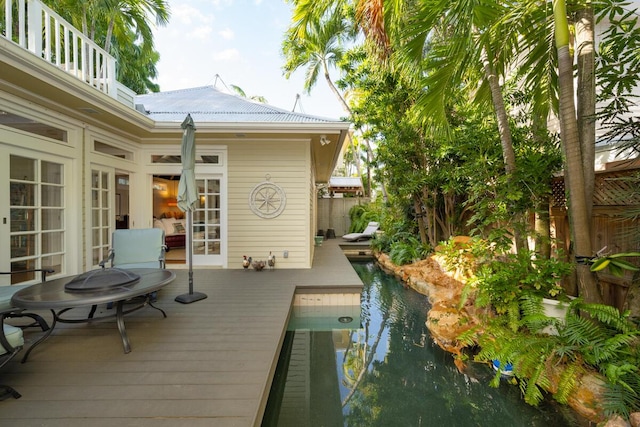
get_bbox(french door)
[4,154,65,284]
[192,176,223,266]
[90,167,112,268]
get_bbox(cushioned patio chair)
[99,228,167,305]
[342,222,380,242]
[100,228,167,269]
[0,268,53,400]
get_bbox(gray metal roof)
[135,86,346,124]
[329,177,363,189]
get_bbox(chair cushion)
[0,324,24,356]
[0,285,31,312]
[112,229,164,267]
[116,262,162,269]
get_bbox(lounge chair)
[342,222,380,242]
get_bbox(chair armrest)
[159,245,167,269]
[99,251,115,269]
[0,312,21,358]
[0,268,55,283]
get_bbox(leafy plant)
[387,233,430,265]
[590,252,640,277]
[461,298,640,418]
[468,251,573,331]
[348,204,380,234]
[436,236,492,279]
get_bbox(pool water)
[262,262,585,427]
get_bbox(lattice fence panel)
[551,178,566,208]
[551,169,640,207]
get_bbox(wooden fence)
[317,197,370,238]
[551,168,640,309]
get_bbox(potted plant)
[469,250,573,331]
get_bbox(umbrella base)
[175,292,208,304]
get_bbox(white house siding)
[228,138,312,269]
[310,160,318,265]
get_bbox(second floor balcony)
[1,0,136,107]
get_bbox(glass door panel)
[90,168,112,267]
[9,155,65,283]
[193,177,222,265]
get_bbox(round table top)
[11,268,175,310]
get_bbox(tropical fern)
[578,302,635,334]
[455,269,640,416]
[519,294,557,333]
[347,204,379,233]
[471,320,571,406]
[555,363,581,405]
[388,234,430,265]
[558,302,640,417]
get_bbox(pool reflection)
[263,262,583,427]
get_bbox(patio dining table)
[11,268,175,362]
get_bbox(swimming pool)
[262,261,584,426]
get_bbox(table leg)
[116,300,131,353]
[148,300,167,318]
[21,309,57,363]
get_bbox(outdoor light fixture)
[320,135,330,146]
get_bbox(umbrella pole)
[175,210,207,304]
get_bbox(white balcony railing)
[2,0,119,99]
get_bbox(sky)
[152,0,346,120]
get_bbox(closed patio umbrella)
[175,113,207,304]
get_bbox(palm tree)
[575,5,596,220]
[358,0,528,250]
[283,12,351,113]
[283,6,371,184]
[553,0,601,303]
[357,0,605,301]
[102,0,170,55]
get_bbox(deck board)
[0,239,364,426]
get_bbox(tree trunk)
[104,17,115,54]
[414,197,428,245]
[532,113,552,258]
[480,44,526,253]
[322,63,374,191]
[575,7,596,220]
[480,47,517,174]
[554,0,602,304]
[623,273,640,322]
[534,202,551,259]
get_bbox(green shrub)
[347,203,380,233]
[469,251,572,330]
[388,233,430,265]
[461,298,640,419]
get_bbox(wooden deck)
[1,239,364,426]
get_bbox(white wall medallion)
[249,175,286,219]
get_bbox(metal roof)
[329,177,364,194]
[329,177,363,188]
[135,86,346,124]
